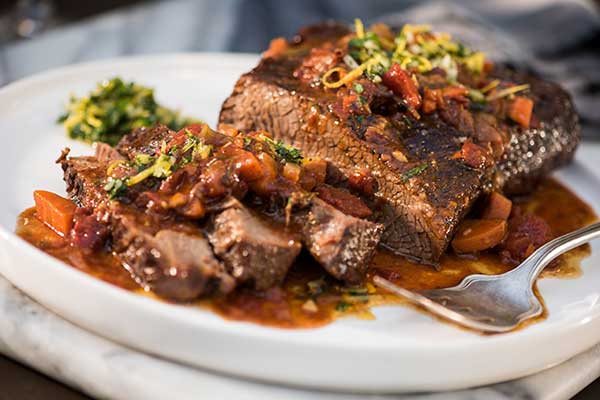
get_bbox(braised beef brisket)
[60,154,235,301]
[59,122,384,300]
[219,23,579,263]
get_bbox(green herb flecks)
[353,82,364,94]
[401,163,428,182]
[106,152,176,198]
[325,20,487,88]
[127,154,176,186]
[342,287,370,304]
[58,77,200,146]
[335,300,351,312]
[104,177,126,199]
[260,135,304,164]
[134,153,154,168]
[180,130,213,162]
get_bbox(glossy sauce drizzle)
[16,178,596,330]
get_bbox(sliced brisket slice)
[60,155,235,301]
[208,198,302,290]
[219,23,579,263]
[294,197,383,284]
[111,203,235,301]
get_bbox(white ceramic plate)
[0,53,599,393]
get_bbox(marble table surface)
[1,273,600,400]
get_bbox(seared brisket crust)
[495,71,579,194]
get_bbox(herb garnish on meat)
[58,78,200,145]
[260,135,304,164]
[401,163,428,182]
[104,177,126,199]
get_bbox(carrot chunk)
[33,190,76,237]
[508,96,534,128]
[451,219,507,254]
[481,192,512,220]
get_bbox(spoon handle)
[515,221,600,282]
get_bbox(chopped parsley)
[343,287,368,296]
[58,77,200,146]
[401,163,428,182]
[353,82,364,94]
[134,153,154,168]
[181,129,213,161]
[260,135,304,164]
[335,300,351,312]
[104,177,126,199]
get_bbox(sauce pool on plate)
[16,178,596,330]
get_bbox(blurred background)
[0,0,598,136]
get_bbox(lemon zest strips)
[480,79,500,94]
[106,159,128,177]
[322,62,369,89]
[126,154,175,186]
[354,18,365,39]
[486,84,530,101]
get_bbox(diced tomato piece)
[382,64,422,109]
[218,124,240,137]
[500,212,553,263]
[33,190,76,237]
[508,96,534,128]
[422,87,442,114]
[460,140,492,169]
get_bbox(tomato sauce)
[15,178,596,330]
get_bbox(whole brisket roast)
[219,22,579,263]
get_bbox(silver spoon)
[374,221,600,333]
